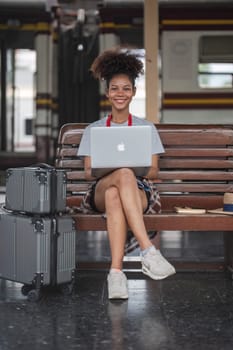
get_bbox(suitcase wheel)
[27,289,41,302]
[21,284,33,296]
[60,282,74,296]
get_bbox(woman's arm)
[144,154,159,180]
[84,156,97,181]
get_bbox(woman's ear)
[133,87,137,96]
[105,88,109,98]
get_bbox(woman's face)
[106,74,136,113]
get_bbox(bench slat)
[160,130,233,146]
[66,171,86,180]
[66,182,233,194]
[161,195,223,210]
[159,159,233,169]
[63,169,233,182]
[66,194,224,211]
[56,159,84,168]
[61,132,83,145]
[72,213,233,231]
[159,171,233,181]
[57,148,78,158]
[157,183,233,192]
[164,148,233,157]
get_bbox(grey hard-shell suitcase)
[0,206,76,301]
[5,165,66,214]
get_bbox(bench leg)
[224,232,233,277]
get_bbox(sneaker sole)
[142,265,176,280]
[108,293,128,300]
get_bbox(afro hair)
[90,48,144,86]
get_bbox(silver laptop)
[90,125,152,178]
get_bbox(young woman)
[78,49,175,299]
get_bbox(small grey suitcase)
[5,165,66,214]
[0,206,76,301]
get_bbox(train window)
[199,36,233,62]
[25,118,33,136]
[198,36,233,89]
[198,63,233,89]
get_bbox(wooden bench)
[55,123,233,272]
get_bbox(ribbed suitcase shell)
[0,208,76,289]
[56,216,76,284]
[5,167,66,214]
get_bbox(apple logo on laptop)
[117,142,125,152]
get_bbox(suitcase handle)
[31,163,57,214]
[31,163,53,169]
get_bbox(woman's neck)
[111,112,130,124]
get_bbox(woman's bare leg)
[94,168,152,251]
[104,186,127,270]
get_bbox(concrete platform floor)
[0,271,233,350]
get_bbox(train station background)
[1,1,233,349]
[1,0,233,174]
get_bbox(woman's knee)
[114,168,136,187]
[105,186,121,206]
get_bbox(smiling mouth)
[115,99,126,103]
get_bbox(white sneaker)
[107,270,128,299]
[141,247,176,280]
